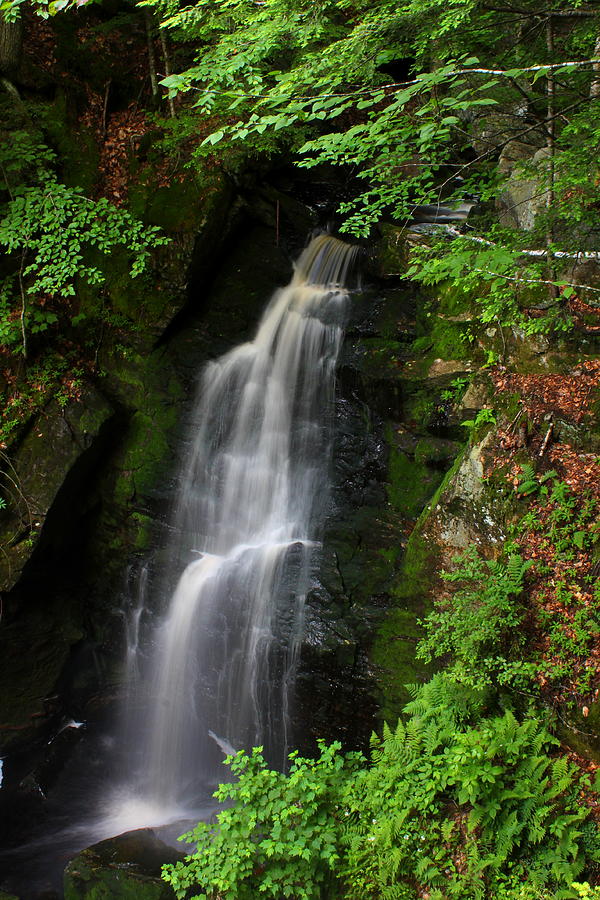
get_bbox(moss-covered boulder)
[63,829,183,900]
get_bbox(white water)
[115,235,357,816]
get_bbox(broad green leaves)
[0,132,168,353]
[162,741,362,900]
[131,0,600,332]
[0,0,93,21]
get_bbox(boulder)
[63,828,184,900]
[497,142,551,231]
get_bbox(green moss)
[387,436,444,520]
[404,385,435,425]
[556,701,600,763]
[373,450,465,722]
[359,338,405,379]
[429,317,473,360]
[414,437,453,466]
[128,167,230,232]
[41,90,100,194]
[413,314,474,364]
[371,287,415,341]
[372,525,435,723]
[377,224,409,276]
[436,280,477,318]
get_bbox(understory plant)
[417,547,535,689]
[162,740,362,900]
[0,131,168,356]
[162,674,598,900]
[341,675,595,900]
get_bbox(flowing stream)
[118,233,357,816]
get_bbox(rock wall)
[369,224,600,754]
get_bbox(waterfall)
[125,234,357,811]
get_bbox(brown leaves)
[483,361,600,710]
[491,359,600,426]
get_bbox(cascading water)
[0,234,358,897]
[122,234,357,814]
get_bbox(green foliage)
[133,0,600,332]
[417,546,535,689]
[162,741,362,900]
[164,674,598,900]
[516,465,559,499]
[573,885,600,900]
[0,0,87,21]
[404,232,574,337]
[509,474,600,696]
[537,580,600,695]
[515,472,598,561]
[461,406,497,434]
[0,131,168,354]
[0,351,85,445]
[342,675,591,900]
[441,375,469,405]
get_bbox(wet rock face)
[63,829,182,900]
[0,385,115,594]
[497,141,550,231]
[294,286,469,751]
[296,392,391,752]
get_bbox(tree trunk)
[159,30,176,118]
[144,11,159,100]
[590,29,600,98]
[0,15,23,78]
[545,16,558,301]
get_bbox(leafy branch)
[0,132,169,356]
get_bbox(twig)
[18,248,28,360]
[102,80,111,140]
[156,57,600,103]
[538,417,553,457]
[159,30,176,117]
[443,226,600,262]
[508,405,524,433]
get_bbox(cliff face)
[370,226,600,761]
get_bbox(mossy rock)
[372,518,437,723]
[386,432,453,521]
[376,224,410,277]
[64,829,183,900]
[42,88,100,194]
[558,700,600,763]
[372,426,519,723]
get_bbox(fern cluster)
[339,675,593,900]
[417,547,535,689]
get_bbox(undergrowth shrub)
[340,675,595,900]
[162,675,598,900]
[162,741,362,900]
[417,547,535,689]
